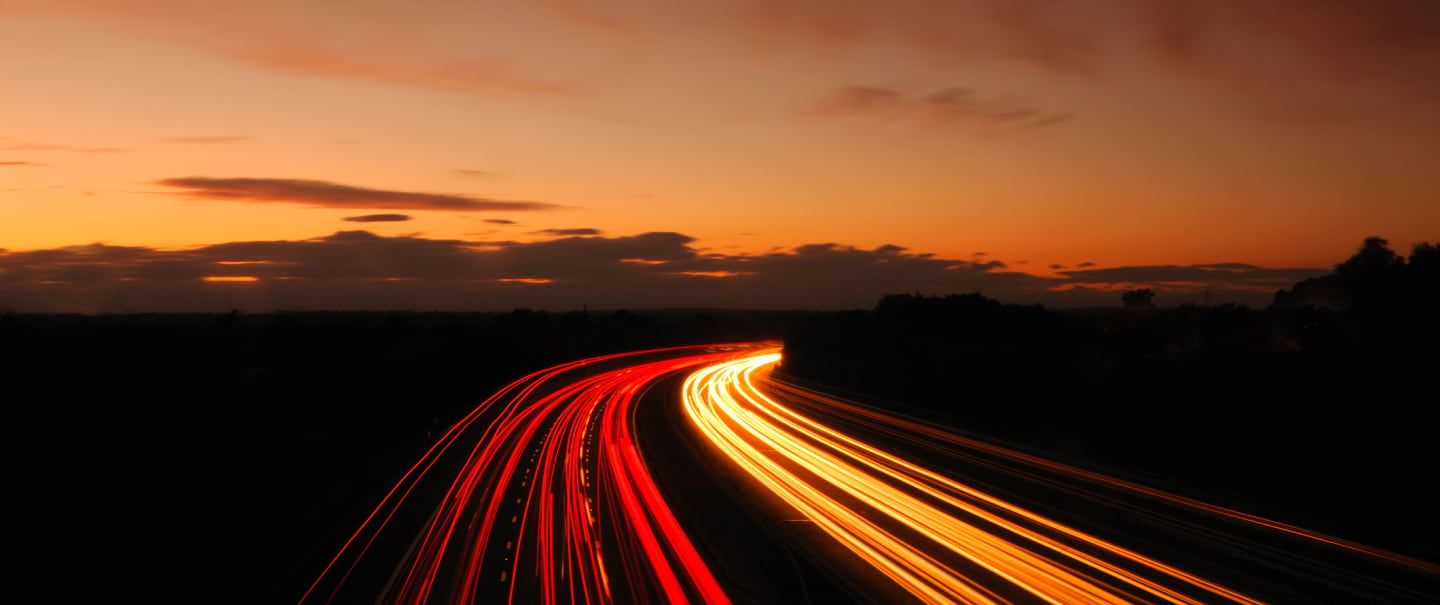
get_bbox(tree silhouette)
[1276,236,1436,310]
[1121,288,1155,311]
[1335,236,1404,277]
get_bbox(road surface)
[300,345,1439,604]
[679,352,1440,604]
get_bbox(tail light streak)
[300,346,742,605]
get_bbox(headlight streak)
[683,352,1270,605]
[761,378,1440,601]
[299,345,747,605]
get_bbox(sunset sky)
[3,1,1437,312]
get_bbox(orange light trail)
[757,380,1440,578]
[683,352,1269,604]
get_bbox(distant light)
[203,276,258,282]
[497,278,553,284]
[620,258,668,265]
[670,271,752,278]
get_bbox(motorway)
[300,345,1439,604]
[680,352,1440,604]
[299,344,763,605]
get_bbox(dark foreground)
[11,282,1437,601]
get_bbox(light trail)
[299,344,754,605]
[686,352,1368,604]
[761,378,1440,579]
[296,344,1437,604]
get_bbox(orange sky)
[2,1,1437,311]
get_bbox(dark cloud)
[493,232,699,278]
[1,161,46,167]
[0,230,1324,313]
[455,169,492,177]
[1049,264,1065,269]
[1077,262,1096,267]
[161,136,248,144]
[155,177,558,212]
[535,228,602,236]
[484,219,517,225]
[0,231,1047,312]
[343,214,412,223]
[1191,262,1260,270]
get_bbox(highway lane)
[681,352,1440,604]
[299,343,765,605]
[297,344,1437,604]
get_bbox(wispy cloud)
[155,177,559,212]
[810,85,1070,131]
[727,0,1101,75]
[1131,1,1440,99]
[6,1,579,97]
[746,1,1440,103]
[343,213,412,223]
[0,230,1050,311]
[535,228,602,236]
[0,161,46,167]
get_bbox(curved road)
[680,352,1440,604]
[300,345,1439,604]
[300,344,765,605]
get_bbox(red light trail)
[299,344,757,605]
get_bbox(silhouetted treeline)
[1276,237,1438,312]
[7,307,793,603]
[781,238,1438,562]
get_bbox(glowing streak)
[761,379,1440,575]
[300,345,744,605]
[683,353,1266,605]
